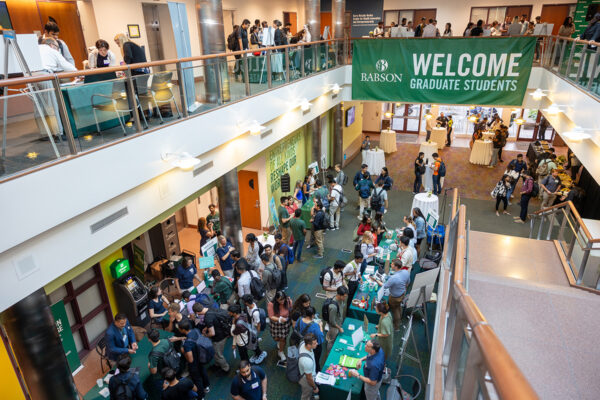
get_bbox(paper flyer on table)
[315,372,336,385]
[351,326,363,347]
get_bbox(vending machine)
[110,259,150,327]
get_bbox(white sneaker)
[256,351,267,363]
[278,351,287,361]
[249,355,257,364]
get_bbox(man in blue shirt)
[230,360,268,400]
[105,313,137,361]
[383,259,411,331]
[179,319,210,395]
[108,354,147,399]
[349,340,385,400]
[176,257,201,293]
[216,235,236,278]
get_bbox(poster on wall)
[267,130,303,197]
[50,300,82,374]
[352,37,536,106]
[269,197,279,228]
[346,0,384,37]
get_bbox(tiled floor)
[467,230,600,400]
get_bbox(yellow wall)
[99,248,125,315]
[342,101,364,165]
[0,337,26,400]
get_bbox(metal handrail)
[530,201,598,243]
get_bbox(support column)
[332,0,346,39]
[310,117,321,166]
[333,104,343,166]
[217,168,243,251]
[305,0,321,41]
[196,0,230,103]
[1,289,78,400]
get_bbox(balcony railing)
[538,35,600,100]
[0,38,348,182]
[429,189,538,399]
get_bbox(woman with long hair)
[301,175,311,204]
[293,180,304,203]
[268,291,293,361]
[197,216,215,247]
[463,22,474,37]
[558,16,574,37]
[443,23,452,37]
[412,207,427,253]
[114,33,147,73]
[360,231,377,273]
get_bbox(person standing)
[497,125,509,162]
[489,129,503,168]
[343,252,364,312]
[334,164,347,186]
[278,197,292,245]
[108,354,147,400]
[383,258,410,331]
[356,174,375,219]
[147,328,175,393]
[371,302,394,361]
[211,270,234,309]
[373,21,385,37]
[230,360,268,400]
[492,176,512,216]
[161,367,198,400]
[175,257,201,294]
[206,204,221,235]
[228,304,251,363]
[353,164,370,186]
[514,172,534,224]
[196,303,231,373]
[105,313,138,362]
[436,112,448,128]
[88,39,117,69]
[361,136,372,151]
[412,208,427,253]
[348,341,386,400]
[470,19,484,36]
[425,113,435,141]
[268,291,292,362]
[310,202,327,259]
[443,22,453,36]
[325,286,348,352]
[197,217,215,248]
[290,209,307,262]
[375,167,393,191]
[242,294,268,364]
[216,235,235,278]
[422,19,437,37]
[540,169,562,209]
[432,153,443,195]
[179,320,210,395]
[414,17,426,37]
[413,152,425,194]
[507,16,522,36]
[245,233,262,270]
[446,115,454,146]
[295,306,324,371]
[328,179,343,230]
[258,253,278,302]
[370,180,388,218]
[298,333,319,400]
[322,261,345,299]
[503,164,520,203]
[43,19,75,66]
[508,154,528,181]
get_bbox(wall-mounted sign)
[109,258,130,279]
[50,300,82,374]
[352,37,536,106]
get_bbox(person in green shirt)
[289,208,307,262]
[147,328,176,394]
[326,286,348,352]
[211,269,234,309]
[371,302,394,362]
[206,204,221,234]
[278,196,292,244]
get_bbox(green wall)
[266,128,308,201]
[574,0,600,36]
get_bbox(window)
[470,7,506,25]
[383,9,437,27]
[48,264,112,357]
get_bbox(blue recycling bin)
[427,224,445,247]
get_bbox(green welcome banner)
[50,300,82,374]
[352,37,536,106]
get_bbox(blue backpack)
[195,293,219,310]
[356,180,372,198]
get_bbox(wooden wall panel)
[5,0,42,34]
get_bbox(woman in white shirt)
[245,233,262,270]
[87,39,117,69]
[490,21,502,36]
[443,23,453,37]
[360,231,377,269]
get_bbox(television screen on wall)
[346,106,355,127]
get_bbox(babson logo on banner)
[352,37,536,106]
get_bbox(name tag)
[104,59,110,65]
[251,382,259,389]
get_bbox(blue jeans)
[432,175,441,195]
[506,182,516,201]
[293,239,305,261]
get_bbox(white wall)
[222,0,306,30]
[77,0,100,50]
[383,0,574,30]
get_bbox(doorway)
[37,0,87,69]
[320,12,332,37]
[283,12,297,35]
[541,4,576,35]
[238,170,261,230]
[142,3,166,71]
[392,103,422,133]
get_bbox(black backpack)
[531,181,540,197]
[370,188,384,211]
[319,267,333,287]
[208,308,232,339]
[149,343,181,374]
[190,329,215,364]
[249,270,266,300]
[321,298,339,324]
[113,375,133,400]
[266,265,283,290]
[438,161,447,177]
[227,32,238,51]
[257,240,265,256]
[289,321,314,347]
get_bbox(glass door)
[391,103,421,133]
[516,109,540,141]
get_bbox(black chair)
[95,337,113,373]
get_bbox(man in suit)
[105,313,138,361]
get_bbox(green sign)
[50,300,81,374]
[109,258,130,279]
[352,37,536,106]
[132,244,145,281]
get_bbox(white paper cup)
[96,378,103,388]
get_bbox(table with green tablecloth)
[319,317,377,400]
[84,330,173,400]
[347,272,386,324]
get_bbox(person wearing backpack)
[328,179,344,230]
[310,202,327,259]
[108,354,146,400]
[370,180,388,218]
[432,153,444,195]
[289,209,307,263]
[147,329,181,395]
[325,286,348,352]
[258,253,280,301]
[334,164,347,187]
[313,179,330,212]
[343,252,364,312]
[514,172,535,224]
[161,367,198,400]
[242,294,268,364]
[322,261,345,299]
[540,168,562,209]
[297,333,319,400]
[268,291,293,362]
[245,233,262,270]
[536,155,557,196]
[194,302,232,373]
[295,306,324,372]
[375,167,393,191]
[228,304,252,362]
[355,174,374,219]
[274,233,294,265]
[179,319,211,396]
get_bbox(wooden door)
[320,12,332,37]
[506,6,532,22]
[541,4,574,35]
[414,9,437,24]
[37,0,87,70]
[283,11,297,35]
[237,170,261,230]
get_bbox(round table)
[362,148,386,174]
[257,234,275,248]
[482,132,495,141]
[412,193,439,220]
[469,139,493,165]
[419,142,438,165]
[430,127,447,149]
[379,130,397,153]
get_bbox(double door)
[391,104,422,133]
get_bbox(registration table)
[84,330,173,400]
[362,148,386,174]
[469,139,493,165]
[319,318,377,400]
[348,270,387,324]
[411,192,439,219]
[379,129,397,153]
[430,127,447,149]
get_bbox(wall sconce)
[299,98,311,111]
[161,152,201,170]
[326,83,340,94]
[530,88,548,100]
[237,120,267,136]
[384,111,393,118]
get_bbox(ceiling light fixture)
[329,83,341,94]
[468,115,478,123]
[530,88,548,100]
[248,120,266,136]
[543,104,562,115]
[161,152,201,171]
[562,127,592,142]
[384,111,393,118]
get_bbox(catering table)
[430,127,447,149]
[84,330,173,400]
[319,318,377,400]
[412,192,439,219]
[482,131,495,141]
[361,148,386,174]
[469,139,493,165]
[379,129,397,153]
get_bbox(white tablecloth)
[380,130,397,153]
[482,132,495,141]
[430,127,447,149]
[469,140,493,165]
[419,142,438,165]
[257,234,275,248]
[362,149,386,174]
[412,193,439,219]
